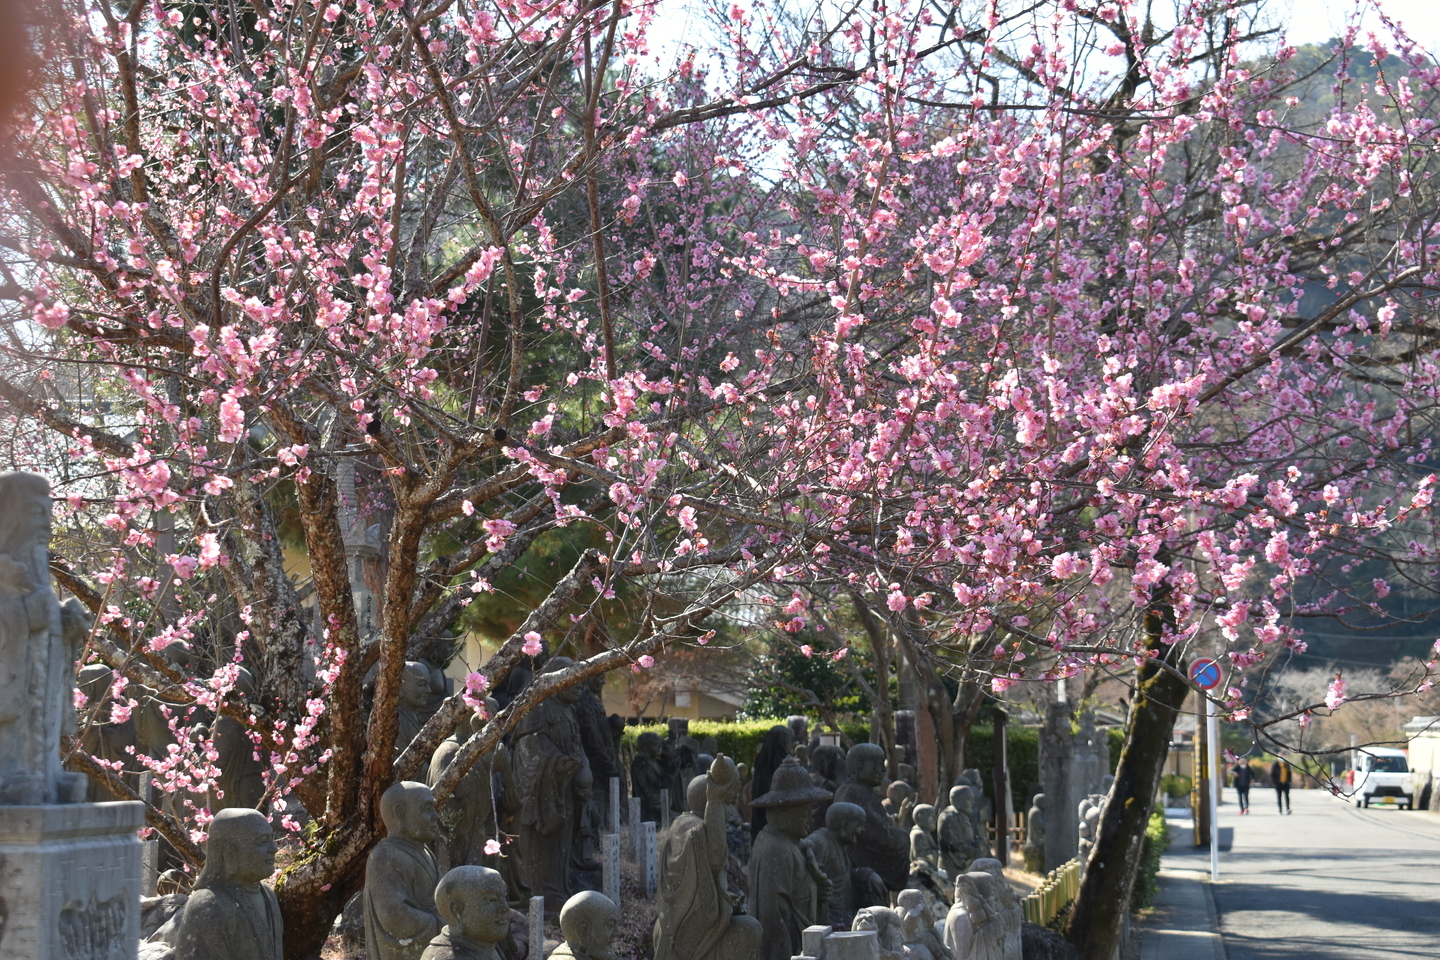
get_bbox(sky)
[1283,0,1440,51]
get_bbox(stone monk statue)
[420,866,512,960]
[0,471,91,805]
[548,891,618,960]
[511,657,589,912]
[653,758,762,960]
[748,757,833,960]
[174,808,282,960]
[366,781,444,960]
[831,743,910,891]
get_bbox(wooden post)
[993,708,1010,866]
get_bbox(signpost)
[1190,657,1223,882]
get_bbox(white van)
[1352,747,1414,809]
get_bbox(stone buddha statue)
[420,865,511,960]
[173,808,282,960]
[748,757,833,960]
[548,891,618,960]
[365,781,444,960]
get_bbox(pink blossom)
[484,838,502,856]
[522,632,543,657]
[1325,673,1347,710]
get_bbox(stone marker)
[420,865,510,960]
[0,472,145,960]
[528,896,544,960]
[602,833,620,911]
[800,925,834,960]
[629,797,642,860]
[609,778,621,836]
[823,930,881,960]
[547,890,618,960]
[364,782,443,960]
[173,808,282,960]
[139,773,159,897]
[642,821,657,896]
[660,789,671,832]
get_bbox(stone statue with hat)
[747,756,833,960]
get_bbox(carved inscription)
[59,893,128,960]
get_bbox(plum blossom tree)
[6,0,1440,956]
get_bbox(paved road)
[1177,786,1440,960]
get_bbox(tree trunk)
[1064,603,1189,960]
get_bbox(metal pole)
[1207,694,1220,882]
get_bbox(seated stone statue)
[654,758,761,960]
[549,890,619,960]
[1020,793,1045,875]
[420,866,511,960]
[749,757,833,960]
[174,809,282,960]
[366,781,444,960]
[802,800,886,930]
[852,905,906,960]
[883,780,914,826]
[832,743,910,891]
[631,731,669,823]
[937,786,981,877]
[910,804,940,868]
[898,888,950,960]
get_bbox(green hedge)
[1131,808,1169,911]
[619,719,870,767]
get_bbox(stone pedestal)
[0,801,144,960]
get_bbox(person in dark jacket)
[750,725,795,840]
[1231,761,1253,814]
[1270,759,1293,814]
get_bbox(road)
[1179,785,1440,960]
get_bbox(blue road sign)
[1190,657,1222,690]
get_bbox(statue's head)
[951,784,977,814]
[970,858,1004,885]
[825,801,866,844]
[752,757,831,840]
[586,672,606,694]
[637,731,662,759]
[435,865,510,945]
[1029,792,1045,813]
[845,743,886,786]
[400,661,432,708]
[381,780,441,844]
[912,803,938,834]
[0,472,51,554]
[810,744,844,781]
[541,656,582,704]
[558,890,618,960]
[574,765,593,803]
[77,663,114,703]
[161,641,192,669]
[201,808,276,888]
[897,888,925,918]
[953,874,983,911]
[686,774,707,813]
[786,715,809,744]
[886,779,913,805]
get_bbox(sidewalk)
[1134,815,1227,960]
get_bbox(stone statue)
[943,874,1004,960]
[786,715,809,750]
[420,866,511,960]
[832,743,911,890]
[428,712,500,872]
[511,656,590,911]
[903,859,954,935]
[852,906,906,960]
[749,724,794,840]
[366,781,443,960]
[213,666,266,811]
[802,800,886,930]
[397,661,437,757]
[898,889,950,960]
[0,472,91,805]
[958,770,992,858]
[173,808,282,960]
[575,673,620,827]
[937,786,981,878]
[654,758,762,960]
[883,780,913,825]
[77,663,138,801]
[909,804,940,868]
[1020,794,1045,875]
[548,890,619,960]
[671,735,700,814]
[631,731,669,823]
[569,766,602,892]
[1077,796,1102,866]
[136,640,191,761]
[748,757,833,960]
[970,859,1021,960]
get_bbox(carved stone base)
[0,801,144,960]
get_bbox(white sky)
[1282,0,1440,51]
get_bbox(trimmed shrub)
[619,718,870,767]
[1131,808,1170,911]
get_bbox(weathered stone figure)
[213,666,266,811]
[910,803,940,868]
[831,743,910,891]
[575,673,621,827]
[1076,796,1102,866]
[549,890,619,960]
[897,888,950,960]
[883,780,913,826]
[749,724,794,840]
[136,640,191,761]
[958,769,992,858]
[654,757,762,960]
[944,874,1004,960]
[511,656,590,911]
[938,786,981,877]
[1020,793,1045,875]
[428,711,501,872]
[631,731,669,823]
[366,781,444,960]
[77,663,138,801]
[420,866,512,960]
[803,800,886,930]
[970,859,1022,960]
[0,471,90,805]
[397,661,437,757]
[748,757,833,960]
[174,808,282,960]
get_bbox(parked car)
[1350,747,1414,809]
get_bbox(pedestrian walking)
[1232,761,1253,814]
[1271,758,1293,814]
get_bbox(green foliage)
[739,639,872,720]
[1160,774,1194,800]
[1107,727,1125,771]
[1131,809,1170,912]
[619,718,870,767]
[968,725,1121,812]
